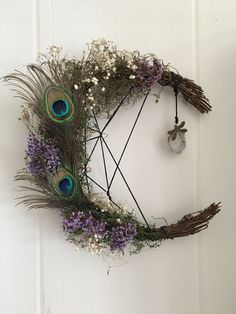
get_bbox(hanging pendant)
[167,121,187,154]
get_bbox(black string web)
[82,91,150,229]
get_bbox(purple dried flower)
[63,211,107,237]
[109,222,137,251]
[82,215,107,236]
[26,133,60,176]
[63,211,86,232]
[135,58,163,90]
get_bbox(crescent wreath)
[4,39,221,255]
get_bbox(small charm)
[167,121,187,154]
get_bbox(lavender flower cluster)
[109,223,137,251]
[63,211,107,237]
[26,133,60,176]
[63,211,137,252]
[135,58,163,90]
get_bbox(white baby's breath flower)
[84,78,90,83]
[99,45,105,52]
[49,45,62,54]
[75,246,80,253]
[74,84,79,90]
[129,74,136,79]
[101,87,106,92]
[88,88,92,92]
[92,77,99,85]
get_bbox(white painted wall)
[0,1,235,313]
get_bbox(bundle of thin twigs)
[159,202,221,239]
[159,70,212,114]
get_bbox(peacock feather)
[43,86,76,123]
[4,58,88,210]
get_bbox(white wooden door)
[0,1,235,313]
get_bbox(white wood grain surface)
[0,1,235,313]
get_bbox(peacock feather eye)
[44,86,75,123]
[51,99,69,117]
[52,169,77,197]
[58,176,73,194]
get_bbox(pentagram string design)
[82,90,150,229]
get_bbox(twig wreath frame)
[5,39,220,255]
